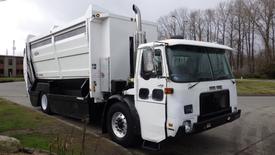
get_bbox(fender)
[36,82,50,93]
[102,94,141,135]
[29,82,50,107]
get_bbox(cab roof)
[139,39,233,51]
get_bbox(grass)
[0,99,58,150]
[0,102,52,132]
[0,98,122,154]
[13,133,52,150]
[0,77,24,83]
[237,79,275,96]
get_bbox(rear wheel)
[40,93,51,114]
[107,103,136,147]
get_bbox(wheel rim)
[111,112,127,138]
[41,94,48,110]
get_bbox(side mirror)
[143,50,154,72]
[154,49,163,76]
[142,48,155,79]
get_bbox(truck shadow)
[51,113,240,155]
[133,133,237,155]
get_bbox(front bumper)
[177,110,241,135]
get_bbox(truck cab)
[124,39,241,144]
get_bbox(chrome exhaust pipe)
[132,4,145,46]
[132,4,142,32]
[131,4,146,78]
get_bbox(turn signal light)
[165,88,174,94]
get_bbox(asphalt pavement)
[0,82,30,107]
[0,82,275,155]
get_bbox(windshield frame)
[165,45,234,83]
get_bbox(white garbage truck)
[24,4,241,148]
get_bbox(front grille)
[198,90,231,122]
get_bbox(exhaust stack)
[130,4,146,78]
[132,4,146,47]
[133,5,142,32]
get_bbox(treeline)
[158,0,275,78]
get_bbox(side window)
[139,88,149,99]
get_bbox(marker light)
[96,13,100,18]
[164,88,174,94]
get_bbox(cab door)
[135,46,167,143]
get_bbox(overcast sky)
[0,0,222,56]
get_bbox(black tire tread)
[107,103,137,147]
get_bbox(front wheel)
[107,103,136,147]
[40,93,51,114]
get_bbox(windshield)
[166,45,233,83]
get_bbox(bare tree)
[217,2,230,44]
[233,0,246,71]
[157,0,275,76]
[249,0,275,63]
[171,8,189,39]
[205,9,215,42]
[196,10,205,41]
[158,16,175,39]
[189,11,198,40]
[271,15,275,58]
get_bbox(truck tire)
[40,93,51,114]
[107,103,136,147]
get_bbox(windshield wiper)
[188,78,210,89]
[188,82,200,89]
